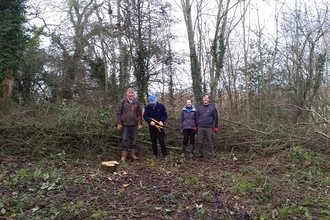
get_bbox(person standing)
[196,94,218,159]
[115,88,142,162]
[143,95,168,158]
[179,99,197,159]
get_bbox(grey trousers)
[197,127,214,157]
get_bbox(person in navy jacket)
[143,95,168,158]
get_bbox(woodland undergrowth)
[0,100,330,219]
[0,99,329,158]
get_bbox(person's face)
[203,95,209,105]
[127,91,135,100]
[186,100,192,107]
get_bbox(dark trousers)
[121,125,138,151]
[182,129,195,145]
[149,126,167,157]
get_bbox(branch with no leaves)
[314,130,330,139]
[283,104,330,139]
[284,104,330,124]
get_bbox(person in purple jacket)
[196,94,219,159]
[180,99,197,159]
[143,95,168,159]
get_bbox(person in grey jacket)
[115,88,142,162]
[179,99,197,159]
[196,94,218,159]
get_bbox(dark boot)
[190,145,195,159]
[198,145,204,158]
[121,151,127,162]
[131,149,138,161]
[181,145,187,158]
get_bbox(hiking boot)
[130,149,138,161]
[190,145,195,159]
[121,151,127,162]
[197,153,204,158]
[182,145,187,159]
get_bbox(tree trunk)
[0,76,14,116]
[96,0,109,94]
[209,0,230,103]
[182,0,202,104]
[242,0,250,121]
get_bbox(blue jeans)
[197,127,214,157]
[121,125,138,151]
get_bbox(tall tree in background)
[280,1,330,122]
[209,0,231,103]
[122,0,174,105]
[95,0,109,94]
[181,0,242,105]
[115,0,129,101]
[181,0,202,104]
[166,43,175,105]
[15,27,48,104]
[46,0,102,101]
[0,0,28,115]
[241,0,251,121]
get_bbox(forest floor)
[0,147,330,220]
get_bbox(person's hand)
[138,124,142,131]
[150,121,155,126]
[194,127,197,132]
[214,127,218,133]
[159,121,164,126]
[117,124,123,131]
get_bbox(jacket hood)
[182,106,196,112]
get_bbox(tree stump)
[100,161,119,173]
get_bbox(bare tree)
[180,0,202,104]
[279,0,330,122]
[121,0,175,105]
[94,0,109,94]
[40,0,103,100]
[241,0,251,121]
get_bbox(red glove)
[194,127,197,132]
[214,128,218,133]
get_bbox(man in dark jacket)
[143,95,168,158]
[196,94,218,159]
[116,88,142,162]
